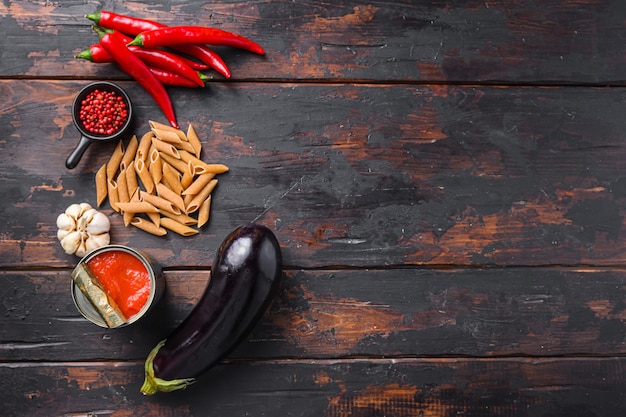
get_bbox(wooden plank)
[2,80,626,268]
[2,1,626,83]
[1,268,623,361]
[2,357,624,417]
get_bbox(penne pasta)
[107,178,120,212]
[149,120,185,137]
[122,211,133,227]
[182,172,215,196]
[115,201,159,214]
[201,163,230,174]
[136,131,155,161]
[154,128,184,144]
[95,164,108,207]
[116,167,130,204]
[129,188,141,205]
[180,161,195,189]
[94,123,228,238]
[120,135,139,171]
[178,150,208,171]
[197,195,211,228]
[159,151,188,173]
[162,162,183,195]
[159,208,198,226]
[131,217,167,236]
[149,149,163,184]
[186,179,218,213]
[147,211,161,228]
[160,217,199,236]
[135,158,155,194]
[125,160,139,198]
[122,188,143,227]
[175,140,197,154]
[141,191,181,215]
[156,182,185,212]
[179,150,228,175]
[186,124,202,158]
[106,140,125,179]
[151,136,180,159]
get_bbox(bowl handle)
[65,135,94,169]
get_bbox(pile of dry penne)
[95,121,228,236]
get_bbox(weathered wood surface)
[1,0,625,415]
[3,1,626,84]
[3,358,625,417]
[1,268,624,362]
[3,80,626,268]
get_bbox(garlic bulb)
[57,203,110,257]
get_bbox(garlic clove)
[56,213,76,232]
[65,203,91,220]
[76,212,90,232]
[60,231,82,255]
[57,228,72,242]
[78,202,93,217]
[86,211,111,235]
[75,240,89,258]
[85,233,110,253]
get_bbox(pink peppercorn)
[79,89,128,136]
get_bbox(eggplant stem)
[141,340,196,395]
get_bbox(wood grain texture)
[2,80,626,268]
[1,268,623,362]
[1,1,624,415]
[2,358,624,417]
[2,1,626,83]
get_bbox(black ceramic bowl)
[65,82,133,169]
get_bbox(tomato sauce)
[87,250,151,318]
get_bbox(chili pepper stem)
[127,35,144,47]
[85,12,101,24]
[198,73,212,82]
[75,49,93,61]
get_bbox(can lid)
[71,280,111,328]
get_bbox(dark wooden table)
[1,1,625,416]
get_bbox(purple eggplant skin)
[141,224,282,395]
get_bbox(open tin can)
[71,245,165,328]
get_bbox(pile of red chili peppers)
[76,10,265,128]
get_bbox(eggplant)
[140,224,282,395]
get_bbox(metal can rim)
[71,244,164,328]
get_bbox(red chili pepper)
[169,53,208,71]
[102,28,209,71]
[165,51,209,71]
[75,44,112,63]
[150,68,211,88]
[76,45,209,88]
[86,10,231,78]
[131,49,204,86]
[168,44,231,78]
[99,33,178,128]
[86,11,159,34]
[91,27,209,71]
[128,26,265,55]
[92,27,205,87]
